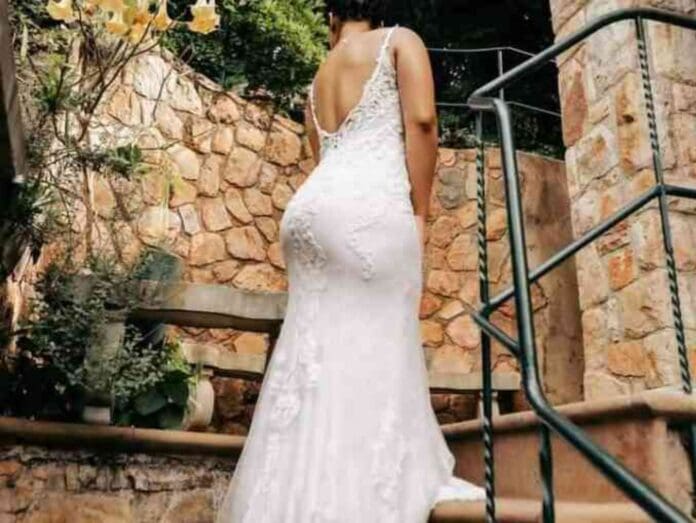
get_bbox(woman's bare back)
[311,27,396,135]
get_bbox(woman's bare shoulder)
[391,26,427,50]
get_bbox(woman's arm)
[304,95,321,164]
[393,28,439,252]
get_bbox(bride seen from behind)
[305,5,439,259]
[216,1,486,521]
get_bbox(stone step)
[442,389,696,515]
[133,281,287,332]
[429,498,650,522]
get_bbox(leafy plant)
[112,336,194,429]
[0,178,56,280]
[5,255,129,419]
[163,0,327,112]
[4,249,191,422]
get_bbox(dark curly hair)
[324,0,389,28]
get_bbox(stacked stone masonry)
[551,0,696,399]
[0,445,233,522]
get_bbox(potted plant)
[112,335,195,429]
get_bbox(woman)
[216,1,485,521]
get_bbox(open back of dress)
[216,26,485,523]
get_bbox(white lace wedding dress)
[216,26,485,523]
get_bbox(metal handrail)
[429,46,561,120]
[427,46,538,58]
[466,7,696,523]
[470,7,696,102]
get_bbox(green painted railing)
[466,7,696,523]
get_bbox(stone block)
[607,341,650,377]
[224,188,253,224]
[419,292,442,318]
[607,247,637,290]
[270,181,293,210]
[232,263,286,291]
[263,129,302,166]
[169,78,203,115]
[614,73,652,175]
[235,123,266,152]
[429,344,476,374]
[437,168,467,209]
[168,145,200,181]
[197,155,223,197]
[208,95,241,124]
[169,179,197,208]
[573,124,619,190]
[256,217,278,242]
[618,269,672,338]
[178,204,201,235]
[190,233,227,266]
[446,234,477,272]
[224,227,266,261]
[210,126,235,155]
[154,103,184,140]
[200,197,232,232]
[576,244,609,310]
[212,260,240,282]
[426,269,461,298]
[242,188,273,217]
[420,319,444,347]
[445,314,480,349]
[558,59,588,146]
[224,148,261,188]
[268,242,286,269]
[429,215,460,248]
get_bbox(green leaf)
[164,368,190,382]
[160,378,189,407]
[114,410,133,427]
[133,388,168,416]
[157,404,185,429]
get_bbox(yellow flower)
[152,0,173,31]
[188,0,219,35]
[188,15,219,34]
[98,0,124,11]
[82,0,99,15]
[132,0,152,24]
[128,22,148,43]
[105,8,128,35]
[46,0,75,22]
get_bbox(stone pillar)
[550,0,696,399]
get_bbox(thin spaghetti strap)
[376,24,399,64]
[308,79,323,133]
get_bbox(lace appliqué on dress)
[241,194,327,523]
[346,198,389,280]
[370,399,409,523]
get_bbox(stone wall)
[422,148,583,412]
[9,49,582,432]
[550,0,696,398]
[0,445,232,522]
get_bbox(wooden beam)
[0,0,26,194]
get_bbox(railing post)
[635,15,696,516]
[475,111,496,523]
[496,50,505,101]
[490,99,555,522]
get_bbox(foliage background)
[9,0,562,153]
[162,0,562,155]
